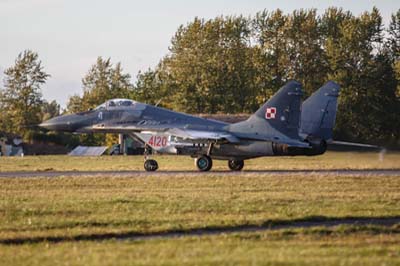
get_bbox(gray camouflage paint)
[40,81,341,160]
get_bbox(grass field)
[0,152,399,265]
[0,151,399,172]
[1,227,399,266]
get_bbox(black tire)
[228,160,244,171]
[144,159,158,171]
[195,155,213,171]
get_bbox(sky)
[0,0,399,108]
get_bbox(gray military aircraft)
[40,80,374,171]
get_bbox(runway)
[0,169,399,178]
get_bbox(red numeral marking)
[147,136,167,147]
[156,136,161,146]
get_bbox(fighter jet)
[40,80,374,171]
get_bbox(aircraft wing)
[88,123,169,133]
[89,123,240,143]
[157,128,308,147]
[89,123,311,146]
[165,128,240,143]
[166,129,310,147]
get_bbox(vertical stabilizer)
[300,81,340,141]
[228,81,305,146]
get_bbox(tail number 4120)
[148,135,167,147]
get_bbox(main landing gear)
[195,155,213,171]
[195,142,214,172]
[143,144,158,171]
[194,157,245,171]
[142,140,245,172]
[228,160,244,171]
[194,142,246,172]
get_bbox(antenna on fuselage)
[155,98,162,107]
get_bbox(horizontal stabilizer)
[329,140,379,149]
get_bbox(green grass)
[1,174,399,240]
[0,227,400,266]
[0,227,399,265]
[0,152,399,265]
[1,173,400,264]
[0,151,399,171]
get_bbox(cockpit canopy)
[95,99,140,110]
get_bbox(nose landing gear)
[143,144,158,172]
[144,159,158,171]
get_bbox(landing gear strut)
[195,155,213,171]
[143,144,158,171]
[195,142,215,172]
[228,160,244,171]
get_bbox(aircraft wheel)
[144,159,158,171]
[195,155,213,171]
[228,160,244,171]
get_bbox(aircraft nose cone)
[39,114,82,132]
[39,117,66,131]
[39,121,50,129]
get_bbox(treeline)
[133,7,400,144]
[0,7,399,146]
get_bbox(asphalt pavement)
[0,169,399,178]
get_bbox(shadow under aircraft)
[40,81,376,171]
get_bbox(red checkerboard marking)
[265,107,276,119]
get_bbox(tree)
[40,100,60,122]
[65,95,83,114]
[161,16,257,113]
[322,7,400,143]
[386,9,400,144]
[66,57,134,146]
[0,50,50,139]
[252,9,289,97]
[286,9,327,96]
[132,64,177,109]
[387,9,400,98]
[67,57,133,113]
[387,9,400,60]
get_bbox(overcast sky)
[1,0,398,107]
